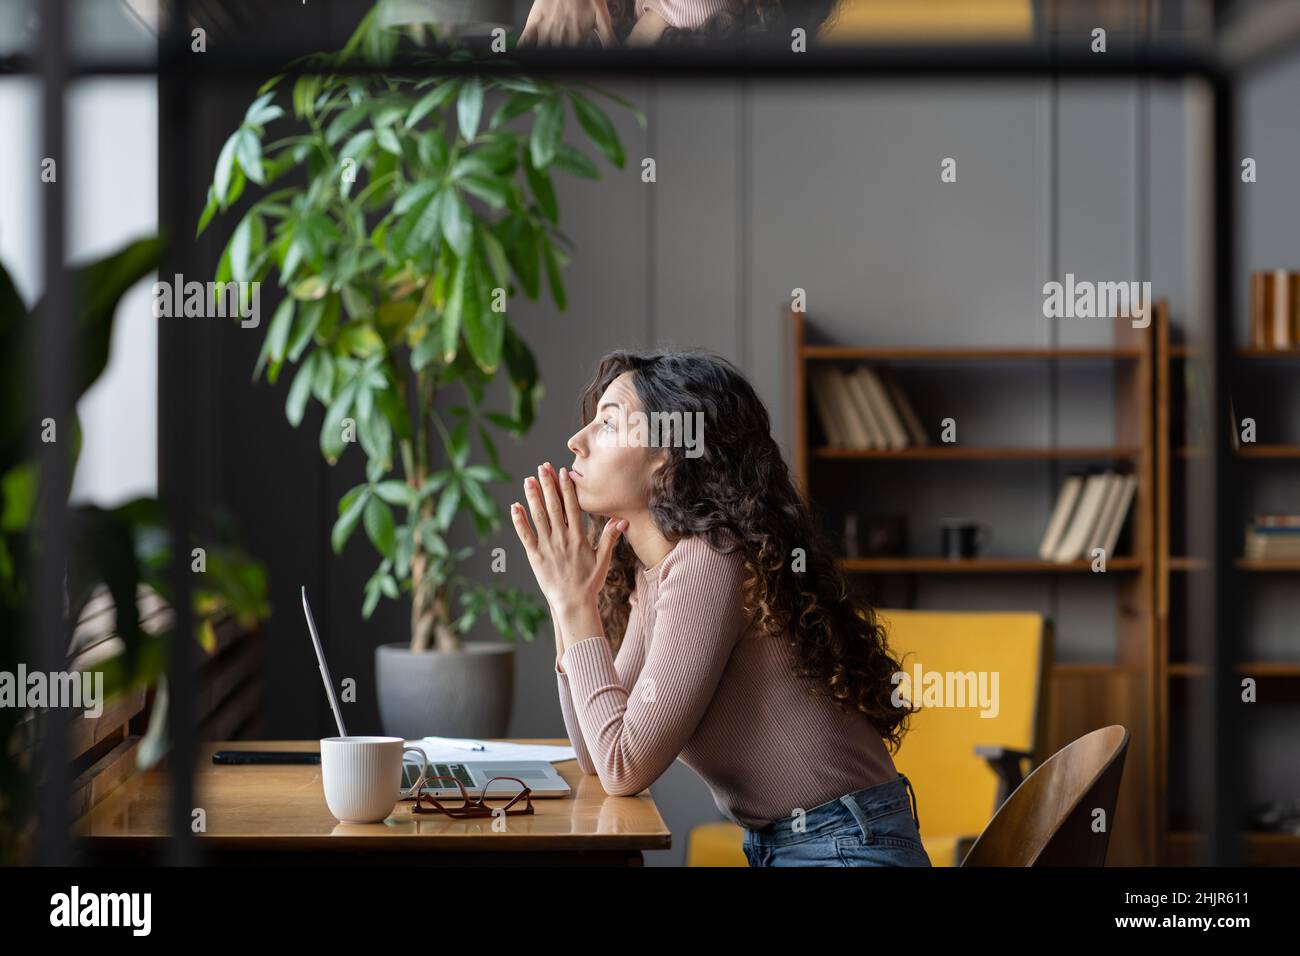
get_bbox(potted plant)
[199,6,643,737]
[0,238,269,862]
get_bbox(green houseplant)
[0,238,269,862]
[198,7,643,734]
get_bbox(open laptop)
[301,586,571,799]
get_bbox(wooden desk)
[75,739,670,865]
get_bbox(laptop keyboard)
[404,762,474,791]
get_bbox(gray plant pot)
[375,641,515,740]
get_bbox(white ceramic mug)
[320,736,428,824]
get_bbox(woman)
[509,349,931,867]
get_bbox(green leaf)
[338,321,385,357]
[479,227,511,290]
[292,75,320,120]
[408,80,460,126]
[542,235,567,311]
[524,153,558,223]
[320,379,358,464]
[569,91,625,168]
[374,480,416,508]
[253,297,295,382]
[244,91,281,126]
[529,97,564,169]
[338,129,375,167]
[411,325,441,372]
[362,578,382,618]
[326,102,371,145]
[389,184,443,259]
[331,484,370,553]
[500,217,540,299]
[229,210,262,283]
[213,131,241,205]
[285,350,318,427]
[435,480,462,531]
[462,259,503,372]
[291,275,329,300]
[551,142,600,180]
[440,189,473,257]
[363,495,396,558]
[314,294,341,345]
[311,348,335,402]
[490,91,542,129]
[457,76,484,141]
[287,298,325,362]
[196,186,219,237]
[375,125,402,156]
[461,474,494,521]
[459,174,508,210]
[441,254,470,362]
[235,127,265,186]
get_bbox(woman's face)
[567,371,665,517]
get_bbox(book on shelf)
[807,364,928,450]
[1039,469,1137,563]
[809,366,849,447]
[1244,514,1300,560]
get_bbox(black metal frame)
[18,0,1292,866]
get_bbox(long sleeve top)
[637,0,744,30]
[555,534,898,829]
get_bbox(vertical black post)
[159,0,197,866]
[32,0,71,868]
[1210,69,1242,867]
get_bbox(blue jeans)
[742,773,932,867]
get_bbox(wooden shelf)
[839,556,1142,574]
[1168,346,1300,359]
[1236,444,1300,458]
[1236,559,1300,571]
[1166,557,1300,571]
[1237,347,1300,358]
[802,345,1141,361]
[813,446,1142,461]
[1156,301,1300,866]
[1169,661,1300,677]
[1174,445,1300,458]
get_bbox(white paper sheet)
[402,736,577,764]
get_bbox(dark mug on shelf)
[846,513,907,558]
[940,519,990,560]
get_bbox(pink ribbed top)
[556,535,897,829]
[637,0,744,30]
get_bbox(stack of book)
[808,365,929,449]
[1037,470,1138,563]
[1244,514,1300,561]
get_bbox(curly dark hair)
[578,348,917,753]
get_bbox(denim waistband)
[745,773,919,847]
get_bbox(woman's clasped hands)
[510,462,627,615]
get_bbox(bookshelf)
[1155,303,1300,866]
[786,308,1159,866]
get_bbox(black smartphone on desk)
[212,751,321,765]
